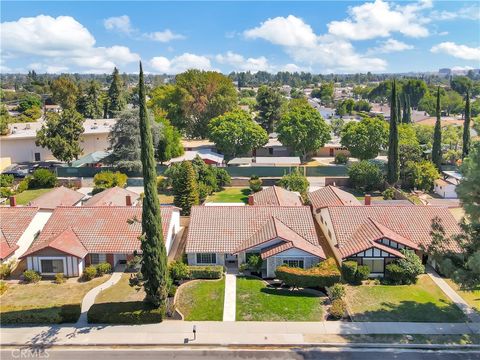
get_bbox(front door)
[224,253,238,266]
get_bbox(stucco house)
[308,185,361,211]
[434,171,462,199]
[21,206,180,277]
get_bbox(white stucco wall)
[27,255,81,277]
[165,209,181,255]
[434,183,457,199]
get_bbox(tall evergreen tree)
[396,92,402,124]
[387,80,399,185]
[77,80,103,119]
[402,93,411,124]
[138,62,168,308]
[173,161,200,216]
[406,94,412,123]
[107,67,126,118]
[462,91,471,160]
[432,87,443,169]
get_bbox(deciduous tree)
[340,117,388,160]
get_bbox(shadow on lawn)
[87,301,164,324]
[352,300,467,322]
[0,304,81,325]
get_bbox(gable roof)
[251,186,302,206]
[29,186,84,210]
[326,205,462,256]
[186,205,323,255]
[22,206,176,257]
[30,228,88,258]
[308,186,361,210]
[0,207,38,259]
[83,187,140,207]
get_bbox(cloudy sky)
[1,0,479,74]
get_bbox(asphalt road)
[1,348,479,360]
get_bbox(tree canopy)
[340,117,388,160]
[50,75,79,110]
[255,85,284,132]
[107,67,127,118]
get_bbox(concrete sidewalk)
[223,272,237,321]
[1,321,479,347]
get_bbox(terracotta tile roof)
[28,228,88,258]
[0,207,38,259]
[186,206,322,254]
[251,186,302,206]
[326,205,462,256]
[308,186,361,211]
[29,186,84,210]
[83,187,140,207]
[22,206,175,257]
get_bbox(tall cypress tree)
[462,91,471,160]
[107,67,127,118]
[387,80,399,184]
[396,92,402,124]
[406,94,412,124]
[138,62,168,308]
[432,87,442,169]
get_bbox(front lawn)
[236,277,324,321]
[205,187,250,203]
[15,188,52,205]
[345,275,467,322]
[176,278,225,320]
[340,187,383,202]
[444,279,480,312]
[0,276,109,324]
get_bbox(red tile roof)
[326,205,462,257]
[29,228,88,258]
[251,186,302,206]
[186,206,322,254]
[308,186,361,210]
[22,206,176,257]
[0,207,38,259]
[29,186,84,210]
[83,187,140,207]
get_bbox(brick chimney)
[364,194,371,206]
[125,195,132,206]
[248,195,254,205]
[9,196,17,207]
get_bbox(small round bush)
[249,176,263,193]
[82,265,97,281]
[341,261,358,284]
[0,187,13,198]
[17,178,30,193]
[354,265,371,284]
[54,273,66,284]
[328,299,347,320]
[95,262,112,276]
[0,174,14,187]
[382,187,395,200]
[23,270,41,283]
[334,153,349,165]
[326,283,346,301]
[29,169,57,189]
[169,261,190,282]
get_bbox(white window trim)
[196,253,217,264]
[38,256,67,275]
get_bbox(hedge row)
[275,258,341,289]
[1,304,80,324]
[189,266,224,279]
[87,302,164,324]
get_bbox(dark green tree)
[255,85,284,132]
[387,80,399,185]
[462,91,471,160]
[138,62,168,308]
[432,87,443,169]
[172,161,200,216]
[50,75,79,110]
[402,93,411,124]
[156,117,184,164]
[396,92,401,124]
[107,67,127,118]
[77,80,103,119]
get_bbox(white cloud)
[368,39,414,54]
[145,29,185,42]
[431,5,480,21]
[103,15,133,35]
[150,53,212,74]
[215,51,270,72]
[29,62,69,73]
[431,42,480,61]
[327,0,432,40]
[451,66,474,72]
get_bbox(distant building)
[434,171,462,199]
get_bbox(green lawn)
[15,188,52,205]
[345,275,467,322]
[236,277,324,321]
[176,278,225,321]
[444,279,480,312]
[206,187,250,203]
[158,190,174,204]
[341,187,383,202]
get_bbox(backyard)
[345,275,467,322]
[15,188,52,205]
[236,276,325,321]
[205,187,250,203]
[175,278,225,321]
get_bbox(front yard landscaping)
[444,278,480,312]
[236,276,325,321]
[15,188,51,205]
[205,187,250,203]
[176,278,225,320]
[0,276,109,324]
[345,275,467,322]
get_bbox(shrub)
[215,168,231,188]
[239,263,248,273]
[341,261,358,284]
[169,261,190,282]
[95,262,112,276]
[382,187,395,200]
[247,254,263,273]
[0,261,14,279]
[17,177,30,193]
[93,171,128,193]
[0,187,13,198]
[23,270,41,283]
[87,303,164,324]
[328,299,347,320]
[129,272,143,287]
[334,153,348,165]
[348,160,384,191]
[249,175,263,193]
[198,182,212,203]
[0,281,7,295]
[385,250,425,285]
[326,283,345,300]
[28,169,57,189]
[278,169,309,195]
[82,265,97,281]
[54,273,66,284]
[355,265,371,284]
[275,258,341,289]
[189,265,224,279]
[385,263,404,284]
[157,176,166,193]
[0,174,14,187]
[1,304,81,324]
[127,255,142,271]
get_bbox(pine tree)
[173,161,200,216]
[138,62,168,308]
[402,93,411,124]
[77,80,103,119]
[107,67,126,118]
[396,92,401,124]
[406,94,412,124]
[432,87,443,169]
[462,91,471,160]
[387,80,399,185]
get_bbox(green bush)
[275,258,341,289]
[0,261,14,279]
[0,174,14,187]
[95,262,112,276]
[169,261,190,282]
[23,270,41,283]
[157,176,166,193]
[127,255,142,270]
[382,187,395,200]
[54,273,66,284]
[326,283,345,300]
[334,153,349,165]
[28,169,57,189]
[0,187,13,198]
[93,171,128,193]
[82,265,97,281]
[17,178,30,193]
[59,304,82,323]
[87,303,164,324]
[355,265,371,284]
[348,160,384,191]
[249,176,263,193]
[385,263,404,284]
[385,250,424,285]
[247,254,263,273]
[328,299,347,320]
[197,182,212,203]
[188,265,224,279]
[341,261,358,284]
[0,280,7,295]
[215,168,231,188]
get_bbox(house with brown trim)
[248,186,302,206]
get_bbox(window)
[268,147,274,155]
[34,152,41,161]
[363,259,384,273]
[196,253,216,264]
[41,259,64,274]
[91,253,106,265]
[283,259,304,268]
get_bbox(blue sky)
[1,1,479,74]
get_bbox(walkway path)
[427,266,480,323]
[222,269,237,322]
